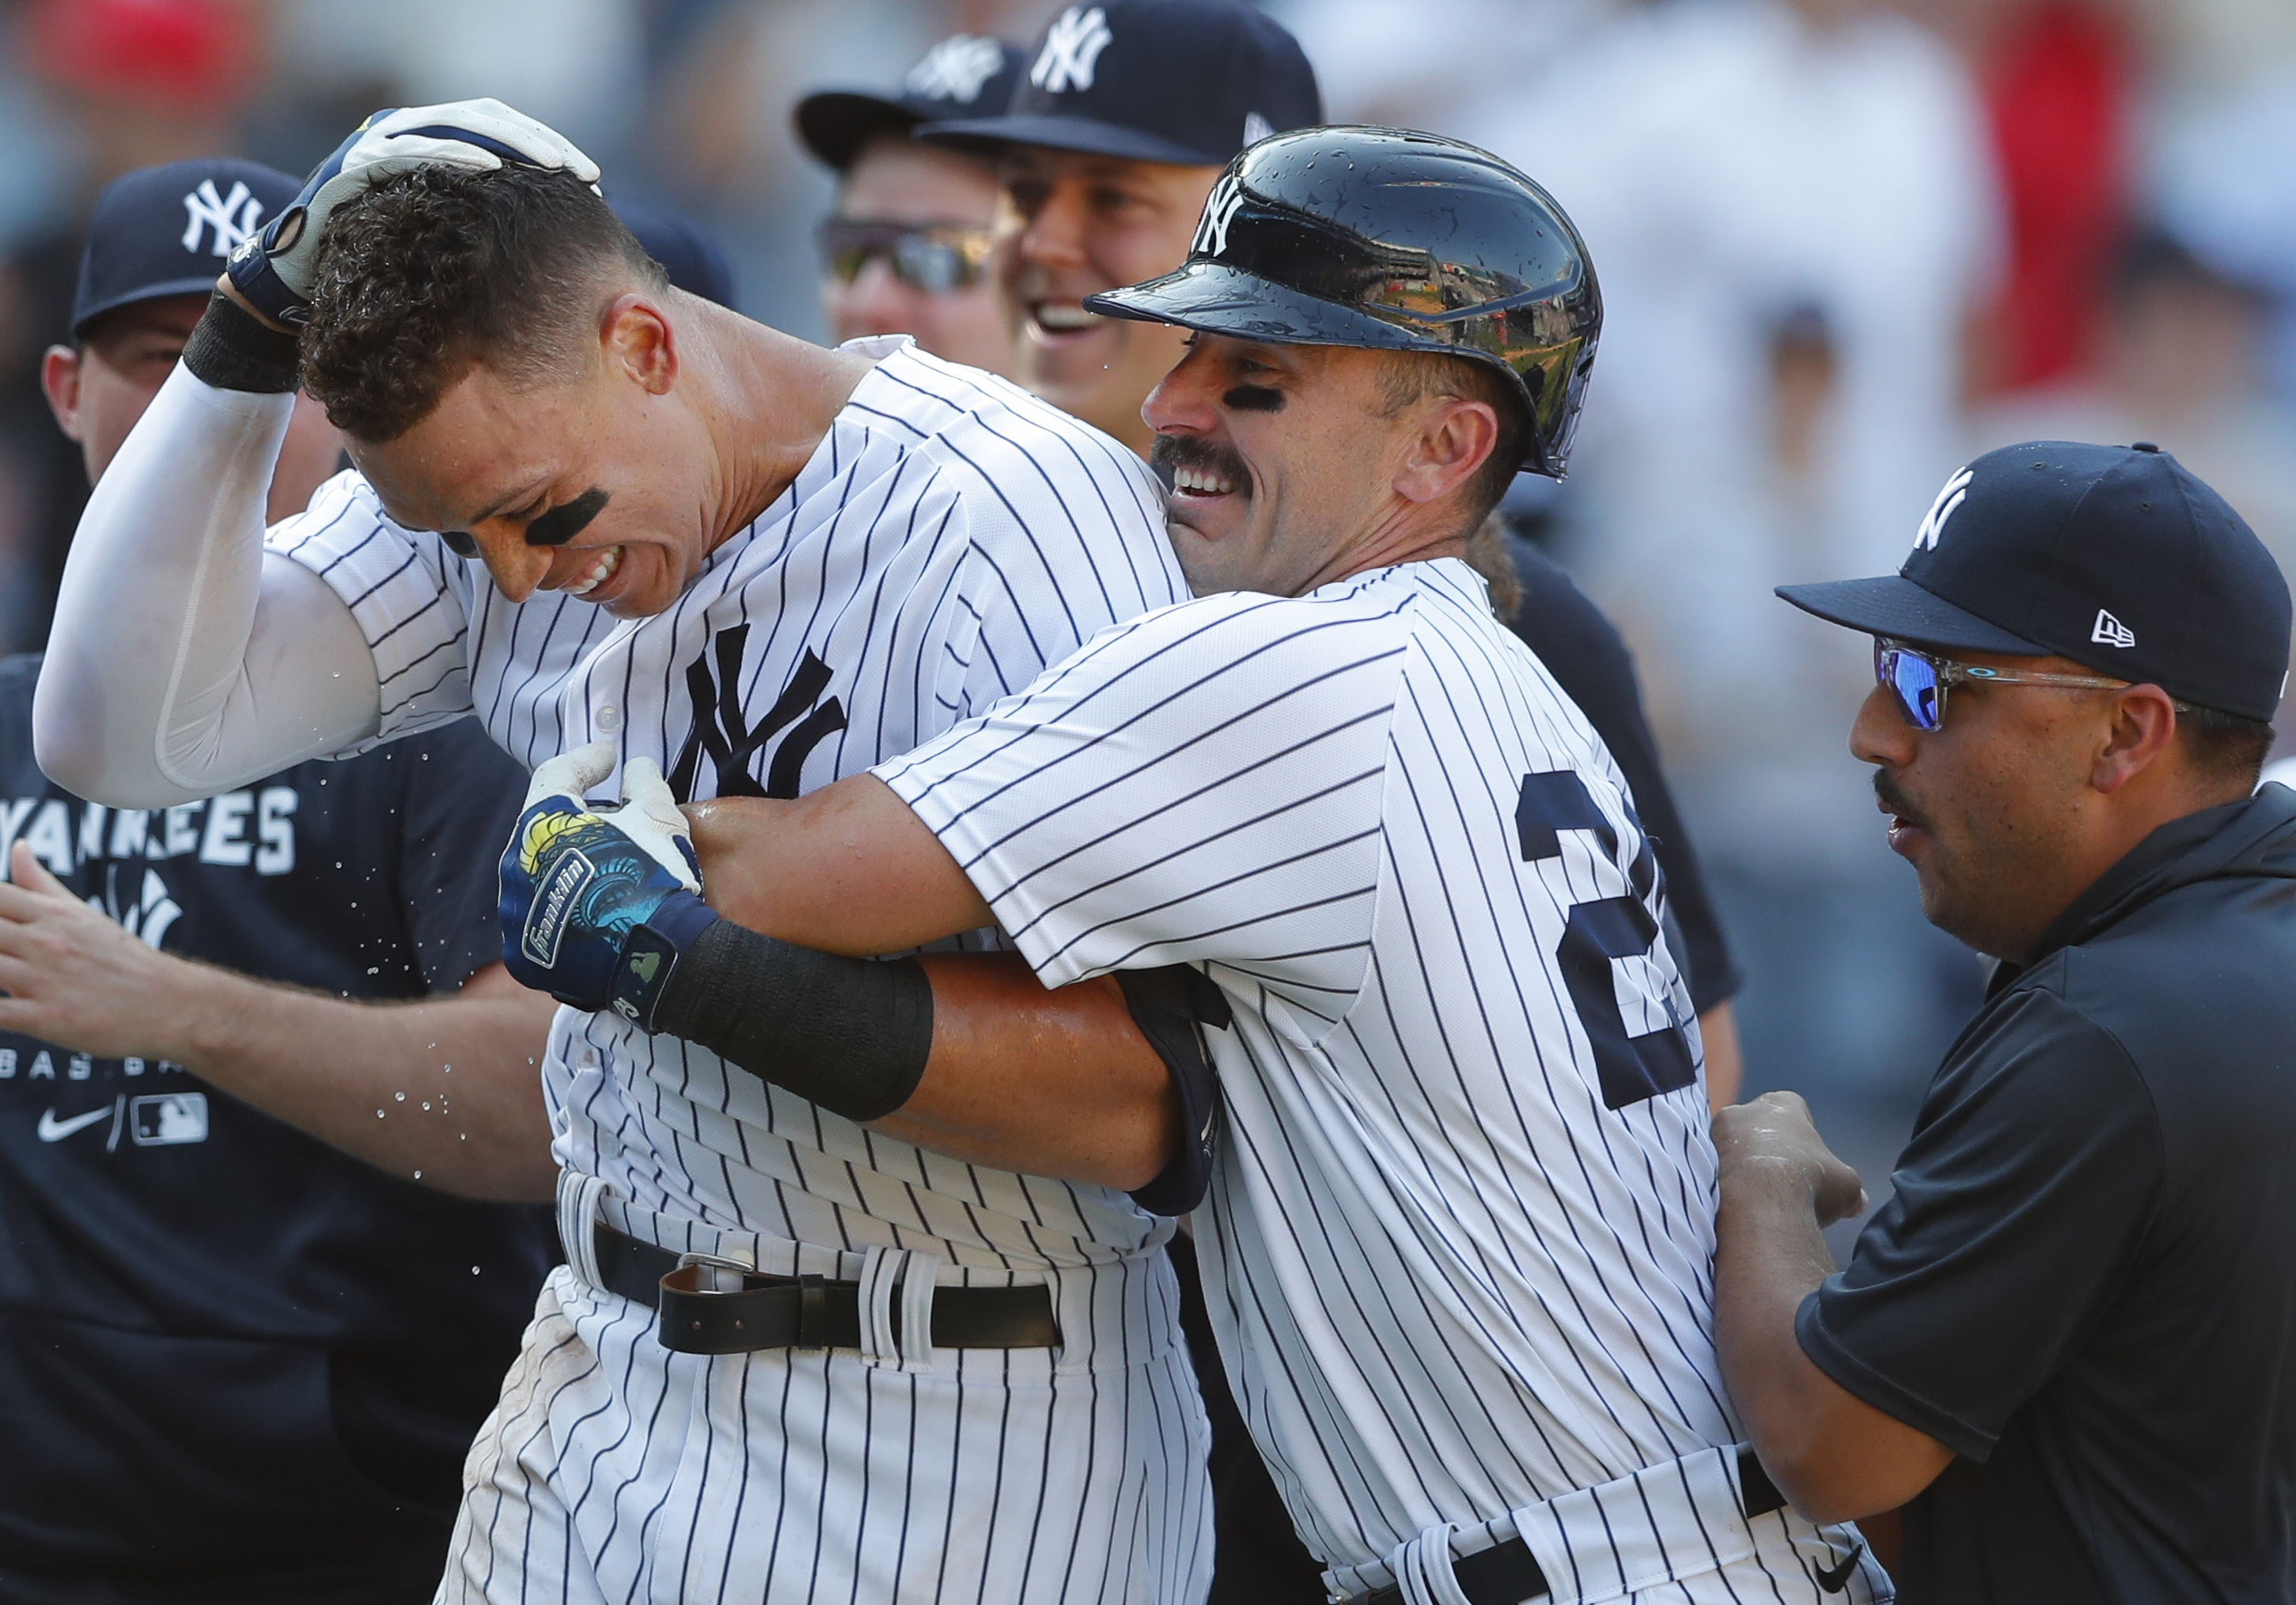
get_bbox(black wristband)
[651,922,934,1123]
[180,289,302,394]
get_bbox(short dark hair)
[301,164,665,442]
[1375,350,1525,527]
[2180,701,2277,793]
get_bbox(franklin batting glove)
[227,99,602,327]
[498,742,718,1026]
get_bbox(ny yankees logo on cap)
[905,35,1006,104]
[1032,6,1116,94]
[1194,173,1244,259]
[180,179,264,259]
[1914,466,1975,551]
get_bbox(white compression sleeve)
[34,364,383,808]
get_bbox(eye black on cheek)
[524,486,610,547]
[1223,384,1285,413]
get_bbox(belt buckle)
[675,1250,756,1295]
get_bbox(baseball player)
[40,105,1213,1601]
[524,129,1894,1604]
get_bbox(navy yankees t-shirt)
[0,657,555,1604]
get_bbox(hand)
[226,99,601,327]
[500,742,717,1024]
[1711,1090,1867,1228]
[0,841,195,1060]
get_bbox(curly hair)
[300,164,665,442]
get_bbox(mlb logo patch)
[130,1092,208,1146]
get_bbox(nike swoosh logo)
[36,1106,112,1142]
[1816,1541,1865,1593]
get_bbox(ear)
[40,345,81,441]
[2091,683,2180,795]
[600,293,679,396]
[1392,395,1498,508]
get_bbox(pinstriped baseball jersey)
[880,558,1862,1596]
[268,338,1187,1270]
[263,338,1214,1603]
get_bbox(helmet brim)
[1085,260,1443,354]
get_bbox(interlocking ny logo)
[906,34,1005,103]
[1032,6,1115,93]
[1913,466,1976,551]
[667,627,848,802]
[180,180,263,258]
[1195,175,1245,259]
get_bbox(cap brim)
[72,276,229,339]
[1086,260,1433,351]
[918,112,1222,167]
[794,91,925,171]
[1775,574,2051,654]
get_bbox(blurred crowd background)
[6,0,2295,1232]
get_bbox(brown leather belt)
[590,1221,1061,1355]
[1352,1449,1790,1605]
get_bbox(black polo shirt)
[1800,784,2296,1602]
[0,657,554,1605]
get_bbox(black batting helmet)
[1083,125,1601,479]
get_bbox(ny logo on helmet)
[907,35,1004,103]
[1195,176,1245,260]
[1913,466,1976,551]
[180,180,263,259]
[1032,6,1115,94]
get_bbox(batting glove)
[227,99,602,327]
[499,741,720,1026]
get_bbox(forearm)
[891,956,1179,1189]
[36,310,381,807]
[1714,1160,1950,1520]
[646,920,1177,1190]
[684,778,991,956]
[146,958,559,1201]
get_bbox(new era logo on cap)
[1033,6,1116,93]
[2092,609,2135,649]
[905,35,1006,104]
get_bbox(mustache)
[1149,433,1252,501]
[1873,767,1924,827]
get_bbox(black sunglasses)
[817,219,992,293]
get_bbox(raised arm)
[36,350,384,808]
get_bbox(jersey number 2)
[1515,770,1696,1111]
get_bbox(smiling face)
[347,294,719,619]
[1142,333,1500,598]
[994,146,1221,454]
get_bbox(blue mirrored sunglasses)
[1874,638,2135,732]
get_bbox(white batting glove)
[226,99,602,327]
[521,741,701,894]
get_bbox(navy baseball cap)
[70,157,297,339]
[921,0,1321,168]
[1778,441,2292,722]
[795,35,1029,172]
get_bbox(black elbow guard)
[650,922,934,1123]
[1117,966,1231,1217]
